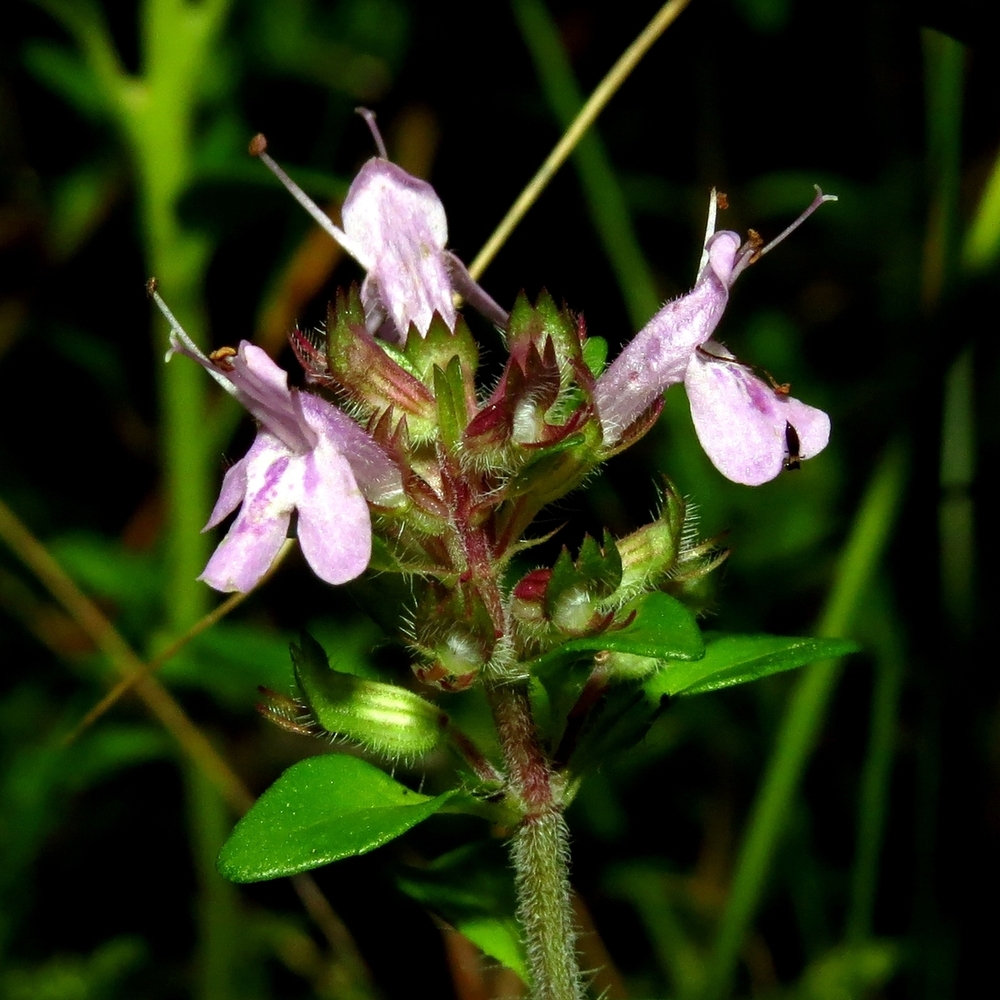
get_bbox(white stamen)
[152,283,237,397]
[730,185,837,282]
[697,187,719,278]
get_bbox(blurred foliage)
[1,0,997,998]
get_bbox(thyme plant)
[150,113,850,1000]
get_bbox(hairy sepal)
[291,632,447,761]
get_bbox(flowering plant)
[7,0,995,996]
[150,113,851,1000]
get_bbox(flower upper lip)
[342,158,457,340]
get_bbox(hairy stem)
[490,683,582,1000]
[513,811,580,1000]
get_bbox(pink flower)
[341,156,458,340]
[251,116,507,344]
[594,188,834,486]
[160,299,402,592]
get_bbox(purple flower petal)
[294,433,372,585]
[594,189,835,480]
[199,445,296,592]
[160,287,402,592]
[225,344,316,453]
[204,451,251,530]
[684,344,830,486]
[594,230,742,443]
[342,160,455,340]
[299,393,403,506]
[167,332,315,454]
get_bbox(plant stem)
[490,682,582,1000]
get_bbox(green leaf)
[397,841,527,981]
[406,311,480,386]
[217,756,456,882]
[531,659,593,751]
[581,335,608,377]
[528,592,705,675]
[575,531,623,598]
[544,546,578,619]
[647,633,861,698]
[565,686,667,776]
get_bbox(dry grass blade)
[468,0,691,281]
[0,495,253,814]
[62,540,294,747]
[0,497,376,992]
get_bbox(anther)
[209,346,238,370]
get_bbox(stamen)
[248,133,370,266]
[695,344,792,396]
[208,346,237,371]
[149,281,197,358]
[355,107,388,159]
[697,187,720,277]
[151,279,237,396]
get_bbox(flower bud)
[291,633,447,760]
[611,480,729,610]
[413,629,487,692]
[550,584,598,634]
[597,649,662,682]
[616,518,682,597]
[511,569,551,628]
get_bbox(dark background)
[1,1,996,997]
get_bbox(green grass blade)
[701,443,908,1000]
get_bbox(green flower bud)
[291,633,447,761]
[617,518,681,597]
[597,649,662,681]
[551,584,597,634]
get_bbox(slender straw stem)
[468,0,691,281]
[62,541,294,746]
[0,496,252,814]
